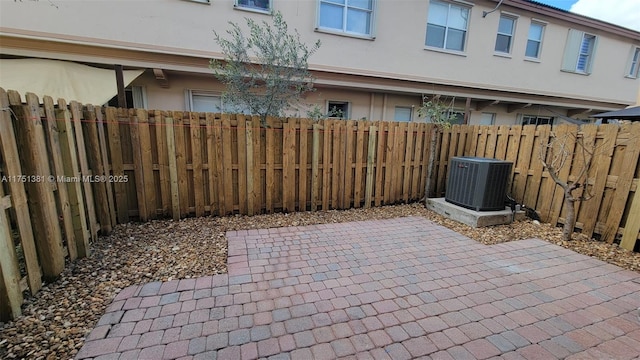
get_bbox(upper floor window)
[627,47,640,78]
[235,0,270,12]
[425,0,470,52]
[318,0,375,37]
[495,15,516,54]
[577,34,596,73]
[561,29,598,75]
[525,22,544,59]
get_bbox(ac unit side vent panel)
[445,157,513,211]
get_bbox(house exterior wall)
[1,0,639,123]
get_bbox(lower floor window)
[479,112,495,125]
[522,115,553,126]
[189,91,223,112]
[107,86,147,109]
[328,101,349,119]
[394,106,413,122]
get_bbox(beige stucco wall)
[1,0,638,107]
[133,69,582,125]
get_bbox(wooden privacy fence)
[103,110,430,220]
[0,89,432,320]
[431,123,640,251]
[2,88,640,321]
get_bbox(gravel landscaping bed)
[1,203,638,359]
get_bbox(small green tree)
[211,12,321,125]
[417,95,457,202]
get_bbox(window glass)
[319,3,344,29]
[577,34,595,72]
[630,48,640,77]
[192,93,222,113]
[495,15,515,53]
[394,107,412,122]
[319,0,374,36]
[237,0,270,11]
[328,101,349,119]
[425,0,469,52]
[479,113,495,125]
[347,8,371,34]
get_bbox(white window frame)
[425,0,471,53]
[495,14,516,54]
[394,106,413,122]
[327,100,350,119]
[479,112,495,125]
[131,86,147,109]
[317,0,376,39]
[525,21,545,59]
[577,33,596,73]
[234,0,271,14]
[521,115,553,126]
[561,29,598,75]
[186,90,223,113]
[627,47,640,79]
[185,0,210,3]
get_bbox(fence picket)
[0,89,41,294]
[374,121,386,206]
[299,119,310,211]
[105,108,129,224]
[311,124,321,211]
[69,101,99,240]
[603,123,640,243]
[365,126,377,208]
[402,122,415,203]
[42,97,77,260]
[191,112,205,217]
[84,105,113,233]
[322,121,332,210]
[236,115,248,214]
[165,116,180,220]
[9,92,65,280]
[353,122,366,208]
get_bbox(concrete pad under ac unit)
[426,197,525,228]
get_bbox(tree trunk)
[424,126,438,205]
[562,187,576,241]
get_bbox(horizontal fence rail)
[1,88,639,321]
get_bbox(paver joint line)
[76,217,640,360]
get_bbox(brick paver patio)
[76,217,640,359]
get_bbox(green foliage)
[417,96,457,129]
[211,12,321,125]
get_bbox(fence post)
[9,91,65,280]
